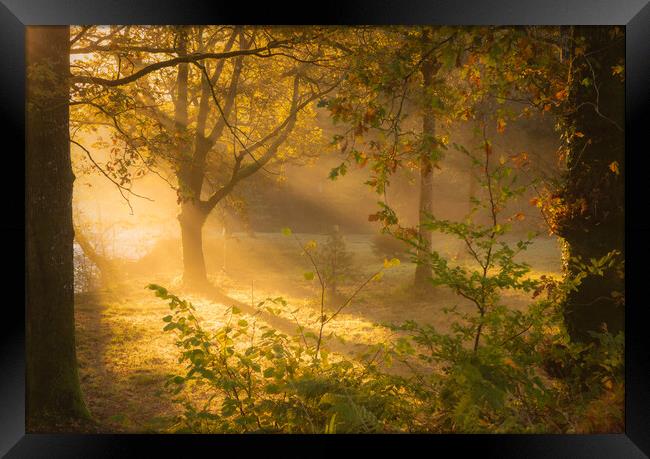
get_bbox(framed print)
[4,0,650,457]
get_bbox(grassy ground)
[74,232,563,432]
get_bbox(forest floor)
[74,232,563,432]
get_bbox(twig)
[69,138,153,214]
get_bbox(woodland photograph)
[26,25,625,434]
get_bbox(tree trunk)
[179,201,209,287]
[557,26,625,343]
[414,39,436,288]
[415,148,434,287]
[73,224,120,288]
[468,162,478,214]
[26,26,89,429]
[173,27,211,288]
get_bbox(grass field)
[75,232,563,432]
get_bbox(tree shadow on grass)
[74,288,180,433]
[188,282,432,377]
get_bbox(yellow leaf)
[383,258,401,269]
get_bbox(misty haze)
[26,25,625,434]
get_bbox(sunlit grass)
[74,231,563,432]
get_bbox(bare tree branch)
[71,40,293,87]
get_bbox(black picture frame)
[4,1,649,457]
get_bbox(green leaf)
[304,271,315,281]
[263,368,275,378]
[221,404,237,417]
[281,227,292,236]
[264,383,281,394]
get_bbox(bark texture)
[26,26,89,429]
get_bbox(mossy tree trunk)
[557,26,625,343]
[26,26,89,429]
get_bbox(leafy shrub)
[147,281,410,433]
[371,126,625,433]
[314,225,355,300]
[147,251,623,434]
[387,278,623,433]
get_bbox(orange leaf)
[609,161,620,175]
[496,118,507,134]
[511,152,529,168]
